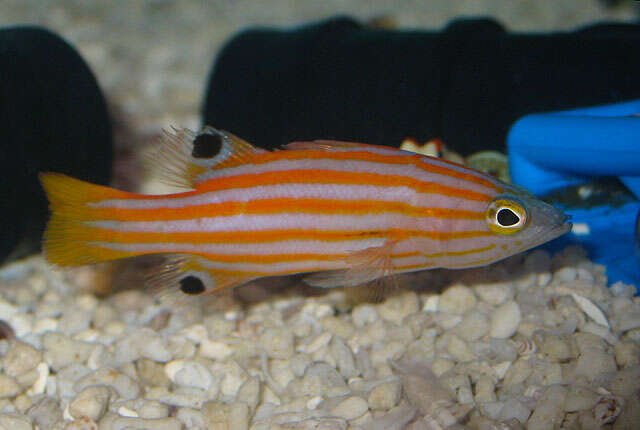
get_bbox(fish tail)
[39,172,138,267]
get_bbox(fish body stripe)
[88,240,495,277]
[197,170,495,201]
[82,227,492,244]
[201,151,502,193]
[86,198,484,222]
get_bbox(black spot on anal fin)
[179,275,206,295]
[192,132,223,159]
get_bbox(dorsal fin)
[151,126,267,189]
[284,140,411,155]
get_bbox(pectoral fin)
[303,239,398,290]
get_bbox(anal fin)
[144,254,253,302]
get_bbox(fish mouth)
[526,219,573,251]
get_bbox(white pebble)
[165,359,213,391]
[614,341,640,368]
[574,348,617,379]
[453,310,489,342]
[32,318,58,334]
[26,363,49,396]
[69,385,112,421]
[570,293,609,328]
[175,407,206,429]
[439,284,477,315]
[422,295,439,312]
[489,301,521,339]
[58,307,91,335]
[137,400,170,419]
[447,335,475,362]
[3,340,42,377]
[109,417,182,430]
[261,327,294,359]
[236,376,261,413]
[377,292,420,323]
[117,406,139,417]
[0,300,18,319]
[42,332,93,371]
[474,282,512,305]
[200,337,233,359]
[229,402,250,430]
[498,398,531,424]
[352,304,378,327]
[540,335,573,362]
[147,387,208,409]
[368,380,401,410]
[74,368,140,400]
[564,386,599,412]
[527,385,567,430]
[474,377,496,403]
[179,324,209,343]
[302,302,334,319]
[25,397,61,430]
[8,314,32,338]
[56,363,92,399]
[136,329,173,362]
[330,396,369,420]
[0,374,22,398]
[554,267,578,282]
[0,413,32,430]
[331,337,358,379]
[301,331,332,354]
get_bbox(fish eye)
[486,198,527,235]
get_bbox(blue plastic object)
[507,100,640,285]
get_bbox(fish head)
[483,183,572,258]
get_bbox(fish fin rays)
[284,140,411,155]
[303,239,398,294]
[39,172,138,267]
[144,254,253,301]
[150,126,267,189]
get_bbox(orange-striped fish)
[39,127,571,296]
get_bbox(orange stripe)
[190,250,421,264]
[194,259,438,278]
[87,198,485,221]
[242,149,502,192]
[196,170,493,202]
[424,244,495,259]
[86,227,492,244]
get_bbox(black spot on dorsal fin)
[192,132,223,159]
[179,275,206,295]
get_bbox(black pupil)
[497,208,520,227]
[179,275,205,295]
[192,132,223,159]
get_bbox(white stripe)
[88,238,387,256]
[204,157,500,194]
[418,156,503,189]
[92,183,490,212]
[87,212,484,233]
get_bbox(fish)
[39,126,572,296]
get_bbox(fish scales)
[39,127,571,295]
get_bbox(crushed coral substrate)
[0,246,639,429]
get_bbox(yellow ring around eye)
[486,198,527,235]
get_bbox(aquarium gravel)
[0,246,639,429]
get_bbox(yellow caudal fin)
[39,172,138,267]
